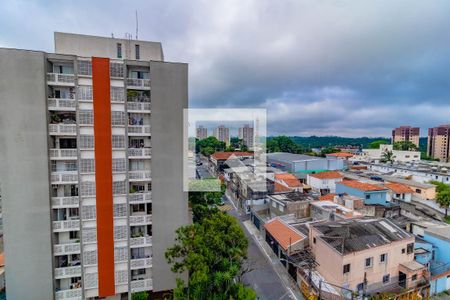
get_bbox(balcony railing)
[128,125,151,135]
[128,192,152,203]
[47,73,76,86]
[53,220,80,232]
[51,172,78,184]
[127,102,151,112]
[50,149,78,160]
[126,78,150,89]
[128,148,151,158]
[130,257,152,270]
[52,196,79,208]
[54,266,82,279]
[131,279,153,292]
[129,171,151,181]
[48,98,77,111]
[130,235,152,248]
[49,124,77,136]
[55,288,82,300]
[130,214,152,226]
[54,242,81,256]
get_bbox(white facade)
[357,144,421,163]
[307,175,342,194]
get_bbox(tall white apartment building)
[196,125,208,140]
[0,32,189,300]
[213,125,230,145]
[238,124,254,149]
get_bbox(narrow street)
[223,197,302,300]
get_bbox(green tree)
[166,213,255,300]
[436,190,450,217]
[429,181,450,193]
[267,136,303,154]
[381,150,394,163]
[368,140,388,149]
[197,136,226,156]
[393,141,419,151]
[131,291,149,300]
[320,147,341,157]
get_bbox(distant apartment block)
[0,32,188,300]
[238,124,254,149]
[428,125,450,162]
[213,125,230,145]
[392,126,420,147]
[196,125,208,140]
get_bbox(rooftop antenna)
[135,10,139,40]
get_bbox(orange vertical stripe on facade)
[92,57,115,297]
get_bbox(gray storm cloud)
[1,0,450,136]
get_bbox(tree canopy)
[393,141,419,151]
[197,136,226,156]
[368,140,388,149]
[166,212,256,300]
[267,135,304,153]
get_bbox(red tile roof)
[326,152,354,158]
[264,219,305,251]
[211,151,253,160]
[0,253,4,267]
[319,193,336,201]
[309,171,343,180]
[338,180,387,192]
[275,173,301,187]
[274,182,292,193]
[385,183,414,194]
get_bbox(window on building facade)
[382,274,390,284]
[365,194,370,200]
[407,243,414,254]
[412,274,417,281]
[365,257,373,268]
[343,264,350,274]
[380,253,387,263]
[117,43,122,58]
[135,44,140,60]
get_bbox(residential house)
[264,218,307,258]
[209,151,254,176]
[310,200,363,221]
[336,180,390,206]
[274,173,302,192]
[309,219,427,296]
[307,171,343,195]
[385,183,414,203]
[268,192,314,220]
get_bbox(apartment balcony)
[126,78,150,89]
[51,172,78,184]
[53,242,81,256]
[129,214,152,226]
[50,149,78,160]
[55,288,82,300]
[54,266,82,279]
[131,279,153,293]
[128,147,151,159]
[130,257,152,270]
[130,235,152,248]
[129,170,151,181]
[128,125,151,136]
[127,102,151,112]
[53,220,80,232]
[48,98,77,111]
[47,73,76,86]
[52,196,79,209]
[49,124,77,136]
[128,192,152,204]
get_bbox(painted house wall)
[335,184,388,206]
[307,176,342,193]
[423,233,450,267]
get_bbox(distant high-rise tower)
[392,126,420,147]
[428,125,450,162]
[196,125,208,140]
[238,124,254,149]
[214,125,230,145]
[0,32,189,300]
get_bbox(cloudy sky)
[2,0,450,137]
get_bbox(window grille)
[78,86,93,101]
[78,60,92,76]
[114,203,127,217]
[80,181,96,196]
[78,110,94,125]
[79,135,94,149]
[83,250,98,266]
[113,181,126,195]
[110,62,124,78]
[111,111,126,126]
[81,205,96,220]
[112,135,125,149]
[114,226,128,241]
[112,158,126,173]
[111,87,124,102]
[115,270,128,284]
[114,247,128,262]
[84,273,98,289]
[82,228,97,243]
[80,159,95,173]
